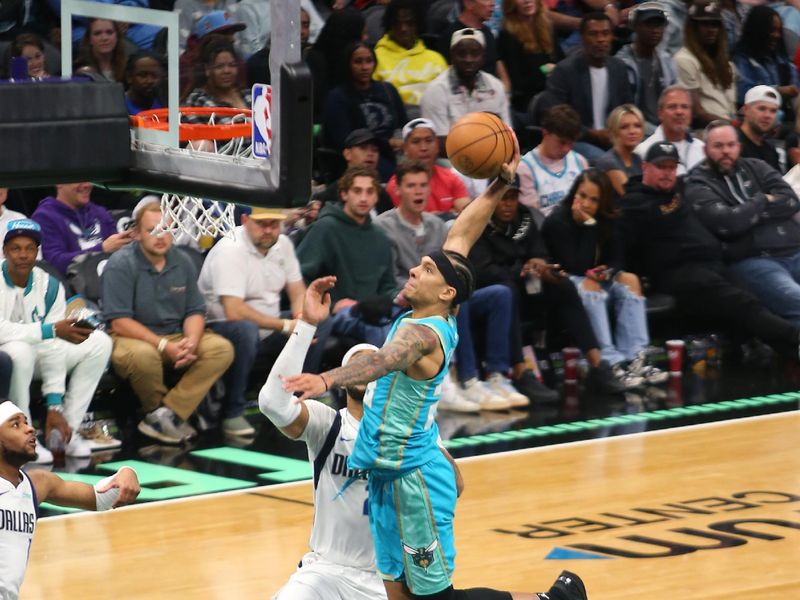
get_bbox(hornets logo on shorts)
[402,539,439,571]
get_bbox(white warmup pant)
[1,331,113,430]
[273,553,387,600]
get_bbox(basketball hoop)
[131,107,258,242]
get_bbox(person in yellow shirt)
[374,0,448,107]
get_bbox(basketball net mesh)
[153,194,237,243]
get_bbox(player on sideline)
[285,133,588,600]
[261,276,466,599]
[0,401,140,599]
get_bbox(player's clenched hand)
[97,467,141,508]
[282,372,328,402]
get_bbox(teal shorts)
[367,452,458,596]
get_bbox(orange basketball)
[446,112,514,179]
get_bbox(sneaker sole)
[223,427,256,437]
[138,421,183,445]
[86,440,123,451]
[438,401,481,414]
[479,399,513,411]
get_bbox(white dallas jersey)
[0,472,37,600]
[518,148,586,215]
[299,402,374,570]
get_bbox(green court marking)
[190,448,312,482]
[42,460,256,514]
[441,392,799,450]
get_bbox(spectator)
[175,0,238,52]
[615,2,676,133]
[439,0,499,76]
[374,0,448,107]
[542,169,666,385]
[497,0,563,129]
[49,0,161,49]
[185,39,251,109]
[322,42,407,180]
[3,33,50,79]
[31,183,134,276]
[420,29,511,144]
[198,206,306,435]
[635,85,705,175]
[595,104,645,197]
[620,142,800,355]
[0,219,113,463]
[543,13,634,161]
[314,129,395,214]
[245,7,312,88]
[124,52,164,116]
[102,201,234,445]
[296,165,397,349]
[660,0,745,57]
[469,178,626,395]
[686,120,800,325]
[674,0,736,126]
[386,118,470,214]
[0,188,27,258]
[180,10,247,99]
[518,104,587,215]
[76,19,127,83]
[375,161,554,408]
[733,5,799,125]
[736,86,782,173]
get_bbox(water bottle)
[47,429,65,462]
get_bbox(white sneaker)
[32,442,54,464]
[626,353,669,385]
[485,372,530,408]
[461,378,512,411]
[65,432,92,458]
[612,363,645,389]
[438,374,480,413]
[80,422,122,451]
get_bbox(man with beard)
[621,141,800,353]
[736,85,782,172]
[0,400,140,600]
[686,120,800,325]
[124,52,164,115]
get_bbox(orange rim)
[131,107,253,142]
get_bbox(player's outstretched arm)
[443,129,521,258]
[260,276,336,438]
[28,467,140,511]
[283,323,440,402]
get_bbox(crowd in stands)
[4,0,800,461]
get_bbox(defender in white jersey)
[0,401,140,599]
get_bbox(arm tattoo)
[324,324,440,388]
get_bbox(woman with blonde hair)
[595,104,646,197]
[497,0,562,127]
[76,19,128,83]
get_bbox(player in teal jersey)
[285,129,588,600]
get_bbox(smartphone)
[73,319,98,330]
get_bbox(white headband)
[342,343,379,366]
[0,401,23,425]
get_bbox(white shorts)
[273,552,386,600]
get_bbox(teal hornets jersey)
[349,311,458,475]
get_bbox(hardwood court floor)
[23,412,800,599]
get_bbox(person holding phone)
[542,169,666,387]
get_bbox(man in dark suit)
[544,12,634,161]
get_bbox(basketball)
[446,112,515,179]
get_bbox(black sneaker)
[543,570,588,600]
[513,370,559,404]
[587,360,626,395]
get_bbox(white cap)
[402,117,436,141]
[342,343,379,366]
[132,194,162,222]
[744,85,781,107]
[450,28,486,49]
[0,401,23,425]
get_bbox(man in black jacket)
[620,142,800,353]
[686,120,800,326]
[470,180,625,395]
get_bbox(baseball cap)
[629,2,668,26]
[344,128,381,149]
[687,0,722,22]
[194,10,246,38]
[402,118,436,141]
[4,219,42,246]
[244,206,287,220]
[451,28,486,49]
[744,85,781,107]
[645,142,681,165]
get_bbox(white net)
[153,194,237,243]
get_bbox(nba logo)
[251,83,272,159]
